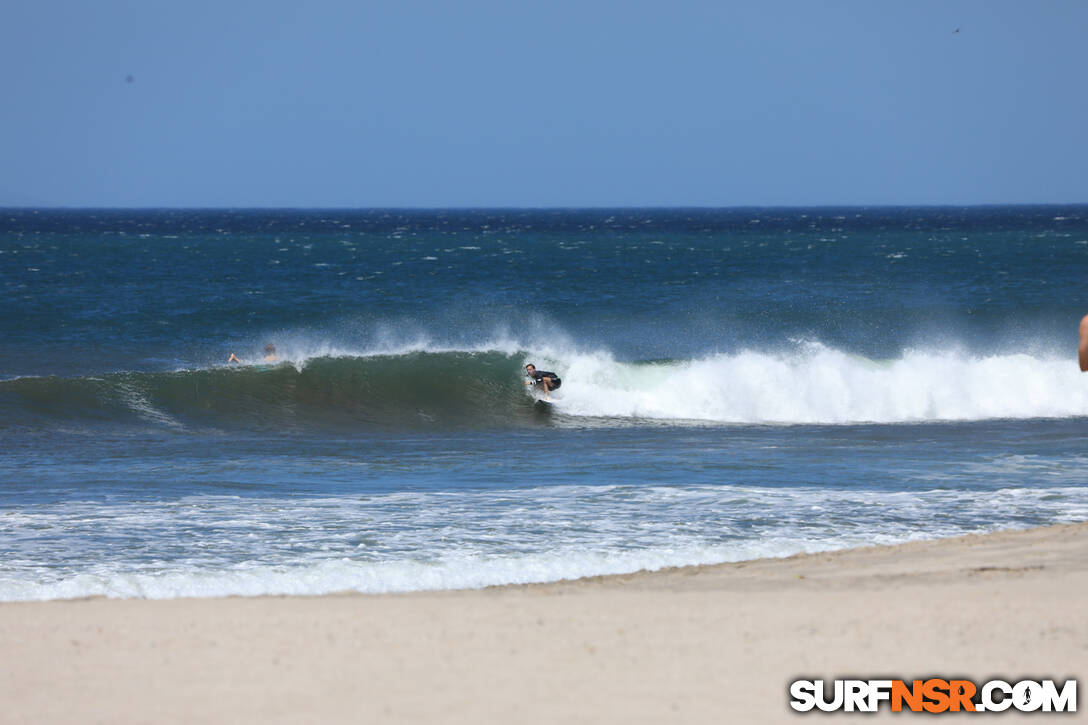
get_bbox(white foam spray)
[539,342,1088,424]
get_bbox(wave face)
[0,351,536,432]
[4,342,1088,431]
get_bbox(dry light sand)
[1,523,1086,724]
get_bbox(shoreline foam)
[2,523,1084,723]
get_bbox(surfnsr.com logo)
[789,678,1077,713]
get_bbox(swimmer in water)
[229,343,279,364]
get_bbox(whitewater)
[4,479,1087,601]
[511,341,1088,424]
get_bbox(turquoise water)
[2,207,1087,599]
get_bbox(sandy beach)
[2,523,1085,724]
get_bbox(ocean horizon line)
[3,202,1088,212]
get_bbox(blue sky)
[2,1,1086,207]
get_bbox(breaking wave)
[3,341,1087,431]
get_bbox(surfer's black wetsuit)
[528,370,562,390]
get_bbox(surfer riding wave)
[525,364,561,399]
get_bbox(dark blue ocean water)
[2,207,1087,599]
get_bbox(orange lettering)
[922,679,951,713]
[948,680,977,712]
[892,680,924,712]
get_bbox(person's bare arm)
[1079,315,1088,372]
